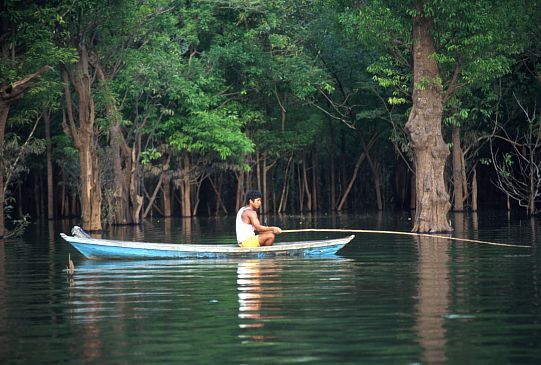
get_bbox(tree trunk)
[451,125,464,211]
[528,148,535,215]
[236,170,244,211]
[460,151,468,208]
[70,192,77,217]
[44,109,54,220]
[278,156,293,213]
[471,168,478,212]
[209,174,228,215]
[330,153,336,210]
[143,175,162,218]
[0,103,7,238]
[410,167,416,210]
[256,149,261,193]
[405,2,452,232]
[297,162,304,212]
[302,151,312,211]
[80,138,102,230]
[62,47,102,231]
[363,140,383,210]
[162,154,172,217]
[181,152,191,217]
[262,153,268,213]
[60,169,67,217]
[311,147,318,211]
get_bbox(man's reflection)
[237,259,283,342]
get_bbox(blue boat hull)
[61,230,355,260]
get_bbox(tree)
[0,2,71,237]
[341,0,523,231]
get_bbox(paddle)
[281,228,530,248]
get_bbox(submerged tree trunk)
[62,46,102,231]
[451,125,464,211]
[405,2,452,232]
[0,104,7,238]
[162,154,172,217]
[471,168,478,212]
[363,140,383,210]
[180,152,191,217]
[336,133,377,211]
[312,147,318,211]
[302,151,312,211]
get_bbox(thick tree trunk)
[405,3,452,232]
[451,125,464,211]
[410,168,416,210]
[79,137,102,231]
[62,47,102,231]
[44,109,54,220]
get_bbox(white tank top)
[236,206,255,243]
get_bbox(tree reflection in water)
[415,236,449,364]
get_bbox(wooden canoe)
[60,226,355,260]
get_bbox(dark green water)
[0,212,540,364]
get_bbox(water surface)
[0,212,540,364]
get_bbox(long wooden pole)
[281,228,530,248]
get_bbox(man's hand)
[272,227,282,234]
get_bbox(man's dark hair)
[246,190,262,203]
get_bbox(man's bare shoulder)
[242,208,257,223]
[241,207,256,220]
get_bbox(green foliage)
[3,0,540,216]
[141,148,162,165]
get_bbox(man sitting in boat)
[236,190,282,247]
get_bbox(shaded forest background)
[1,0,541,236]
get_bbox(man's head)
[246,190,262,209]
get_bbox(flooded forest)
[1,0,541,236]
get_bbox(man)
[236,190,282,247]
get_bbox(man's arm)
[244,210,282,234]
